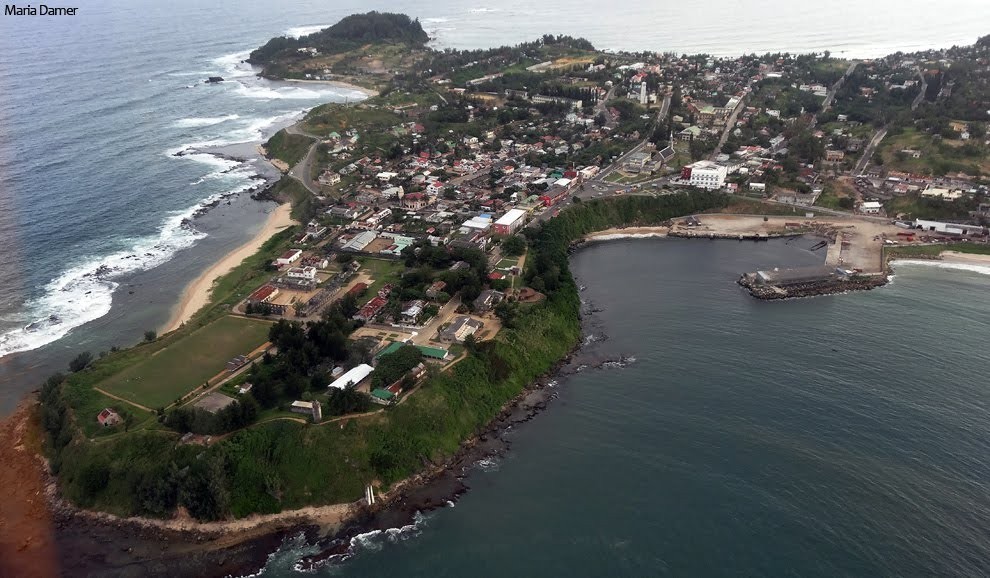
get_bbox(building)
[247,284,279,305]
[276,249,302,266]
[492,208,527,236]
[825,150,845,162]
[400,300,426,324]
[473,289,505,312]
[681,161,727,190]
[328,363,374,390]
[623,151,653,173]
[343,230,377,252]
[439,316,484,343]
[97,408,121,427]
[401,192,428,210]
[370,389,397,405]
[226,355,250,372]
[286,266,318,280]
[913,219,985,236]
[425,280,447,299]
[290,400,316,415]
[318,170,341,186]
[860,201,883,214]
[531,94,583,110]
[639,82,648,105]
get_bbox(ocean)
[3,1,990,574]
[257,239,990,577]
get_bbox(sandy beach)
[163,203,296,333]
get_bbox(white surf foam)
[173,114,240,128]
[211,50,256,79]
[0,203,211,358]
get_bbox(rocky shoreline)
[737,274,890,300]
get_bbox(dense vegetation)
[248,12,429,66]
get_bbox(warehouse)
[492,208,527,235]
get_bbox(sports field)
[98,316,271,408]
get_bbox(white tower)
[639,82,648,105]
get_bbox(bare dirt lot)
[685,215,912,273]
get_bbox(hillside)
[248,12,429,79]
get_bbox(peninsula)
[8,12,990,575]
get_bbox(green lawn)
[264,130,313,167]
[357,257,406,297]
[99,316,272,409]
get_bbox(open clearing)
[98,316,271,408]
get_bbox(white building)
[639,82,648,105]
[492,208,527,235]
[684,161,728,190]
[328,364,374,390]
[860,201,883,214]
[275,249,302,266]
[913,219,985,236]
[286,266,318,280]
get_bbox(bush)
[144,330,157,342]
[68,352,93,372]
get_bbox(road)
[284,123,322,194]
[854,126,888,175]
[911,66,928,111]
[821,61,859,112]
[710,93,747,160]
[593,93,670,182]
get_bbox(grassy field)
[98,316,272,409]
[357,257,406,296]
[303,103,401,139]
[879,127,990,175]
[264,130,313,167]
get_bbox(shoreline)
[162,202,296,333]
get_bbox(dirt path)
[93,387,153,412]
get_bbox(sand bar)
[163,203,296,333]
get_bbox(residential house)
[473,289,505,312]
[439,316,484,343]
[97,408,121,427]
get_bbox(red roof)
[249,284,277,302]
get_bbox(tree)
[502,235,526,257]
[144,330,157,342]
[69,351,93,372]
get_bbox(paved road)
[710,93,747,160]
[855,126,888,176]
[821,61,859,113]
[284,123,322,194]
[911,66,927,111]
[594,94,670,182]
